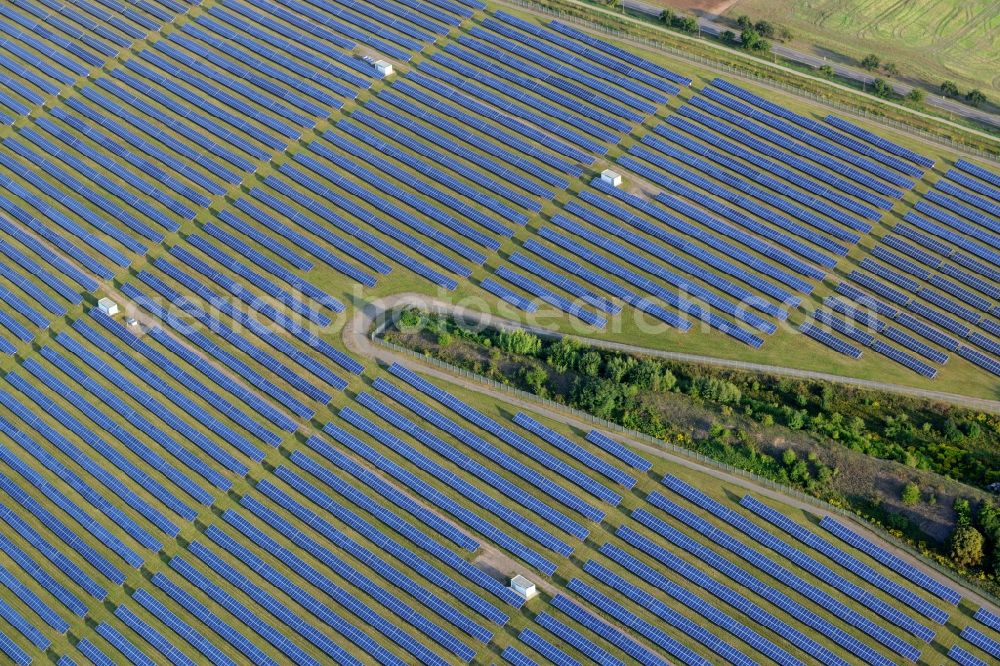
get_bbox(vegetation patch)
[722,0,1000,101]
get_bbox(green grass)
[724,0,1000,98]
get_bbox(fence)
[371,324,999,606]
[502,0,1000,163]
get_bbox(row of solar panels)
[484,15,671,104]
[665,476,931,651]
[810,295,992,378]
[0,0,186,114]
[664,113,883,222]
[702,84,915,191]
[270,461,508,628]
[711,79,929,179]
[558,199,787,325]
[640,495,903,666]
[365,90,565,193]
[463,26,654,119]
[627,145,853,257]
[617,519,853,666]
[23,330,245,488]
[340,400,581,558]
[0,358,600,664]
[391,362,624,510]
[822,163,999,376]
[0,0,406,328]
[496,12,677,100]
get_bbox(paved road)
[349,293,1000,413]
[621,0,1000,129]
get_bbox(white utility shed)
[509,575,538,601]
[98,297,119,316]
[601,169,622,187]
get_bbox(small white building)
[374,59,393,77]
[509,575,538,601]
[125,317,138,328]
[600,169,622,187]
[97,297,119,316]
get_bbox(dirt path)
[350,293,1000,413]
[345,292,1000,614]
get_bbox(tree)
[882,61,899,77]
[736,14,752,30]
[496,329,541,356]
[860,53,880,71]
[954,498,972,527]
[905,88,925,105]
[943,417,964,442]
[872,78,892,98]
[777,25,793,41]
[754,20,775,38]
[817,64,834,78]
[900,481,920,506]
[658,9,675,25]
[692,377,742,404]
[544,337,580,372]
[949,526,985,568]
[940,80,960,97]
[397,307,424,331]
[720,29,736,44]
[627,359,663,391]
[571,378,626,420]
[678,16,699,34]
[965,89,987,107]
[603,355,635,383]
[577,351,602,377]
[520,365,548,395]
[740,28,770,54]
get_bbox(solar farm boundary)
[500,0,1000,164]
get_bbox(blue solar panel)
[740,495,949,624]
[947,644,989,666]
[518,628,579,666]
[651,482,921,662]
[389,363,616,512]
[799,322,863,358]
[550,594,669,666]
[338,404,576,558]
[632,504,897,666]
[820,517,961,604]
[664,477,935,642]
[615,524,848,666]
[960,626,1000,660]
[356,391,587,542]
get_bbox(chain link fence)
[371,325,999,605]
[503,0,1000,163]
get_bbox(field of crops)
[724,0,1000,97]
[0,0,999,664]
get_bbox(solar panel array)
[829,164,1000,378]
[0,0,997,663]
